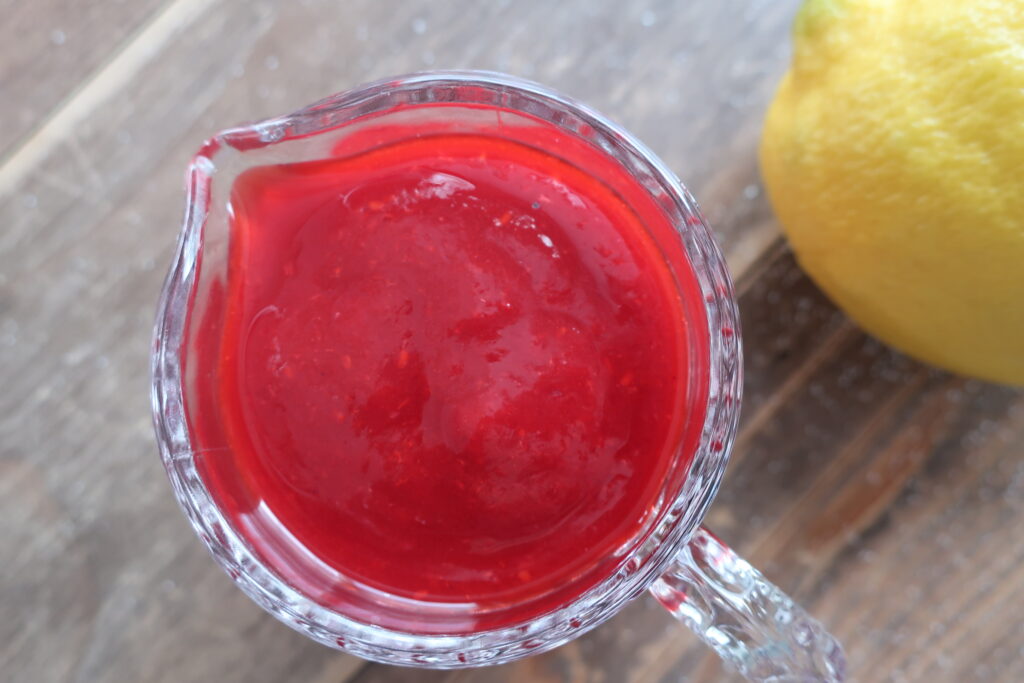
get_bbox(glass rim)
[150,69,742,667]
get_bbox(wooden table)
[3,1,1022,681]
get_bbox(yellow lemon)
[760,0,1024,385]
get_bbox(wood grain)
[0,0,168,158]
[2,1,1022,682]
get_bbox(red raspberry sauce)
[187,124,708,630]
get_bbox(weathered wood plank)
[0,0,169,158]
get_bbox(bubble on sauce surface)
[417,172,475,200]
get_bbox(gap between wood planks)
[0,0,216,197]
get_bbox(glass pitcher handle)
[649,526,846,681]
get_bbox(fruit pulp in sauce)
[189,121,708,629]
